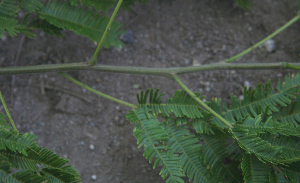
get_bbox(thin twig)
[0,56,6,67]
[26,107,47,126]
[60,72,137,109]
[0,91,18,131]
[11,35,25,105]
[31,84,91,104]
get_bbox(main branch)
[1,62,299,76]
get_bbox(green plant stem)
[89,0,123,66]
[286,63,300,70]
[0,91,18,131]
[59,72,137,109]
[0,62,296,76]
[172,74,233,128]
[223,14,300,63]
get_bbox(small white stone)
[263,39,276,52]
[184,58,190,64]
[91,175,97,180]
[193,60,200,66]
[244,81,250,89]
[89,144,95,150]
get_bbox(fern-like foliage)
[0,129,36,156]
[241,153,271,183]
[68,0,148,11]
[209,74,300,129]
[162,119,218,183]
[199,132,243,182]
[0,113,81,183]
[234,0,251,9]
[0,0,17,18]
[127,108,185,182]
[0,16,18,37]
[18,16,63,38]
[38,1,124,48]
[18,0,43,12]
[0,0,146,48]
[138,89,206,119]
[131,73,300,183]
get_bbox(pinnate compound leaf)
[232,123,284,164]
[0,113,11,129]
[162,120,218,183]
[38,1,124,48]
[241,153,271,183]
[9,170,48,183]
[272,97,300,127]
[18,15,63,38]
[192,117,215,134]
[18,0,43,12]
[42,167,80,183]
[138,89,205,119]
[234,0,251,9]
[211,74,300,129]
[269,171,289,183]
[0,129,37,156]
[200,133,243,182]
[0,155,13,182]
[262,134,300,163]
[0,16,19,37]
[235,115,300,137]
[280,162,300,182]
[127,108,185,183]
[68,0,149,11]
[0,145,69,172]
[0,0,17,18]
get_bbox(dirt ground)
[0,0,300,182]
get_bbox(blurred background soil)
[0,0,300,182]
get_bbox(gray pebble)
[120,30,135,44]
[91,175,97,180]
[244,81,250,89]
[263,39,276,52]
[89,144,95,150]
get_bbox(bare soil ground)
[0,0,300,182]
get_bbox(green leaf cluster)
[0,113,81,183]
[0,0,147,48]
[234,0,251,10]
[127,73,300,183]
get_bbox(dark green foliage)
[42,167,81,183]
[0,0,136,48]
[0,114,81,183]
[18,15,63,38]
[0,16,18,37]
[138,89,205,119]
[241,153,271,183]
[163,120,217,183]
[68,0,148,11]
[127,108,185,182]
[129,73,300,182]
[234,0,251,9]
[18,0,43,12]
[38,1,124,48]
[0,0,17,18]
